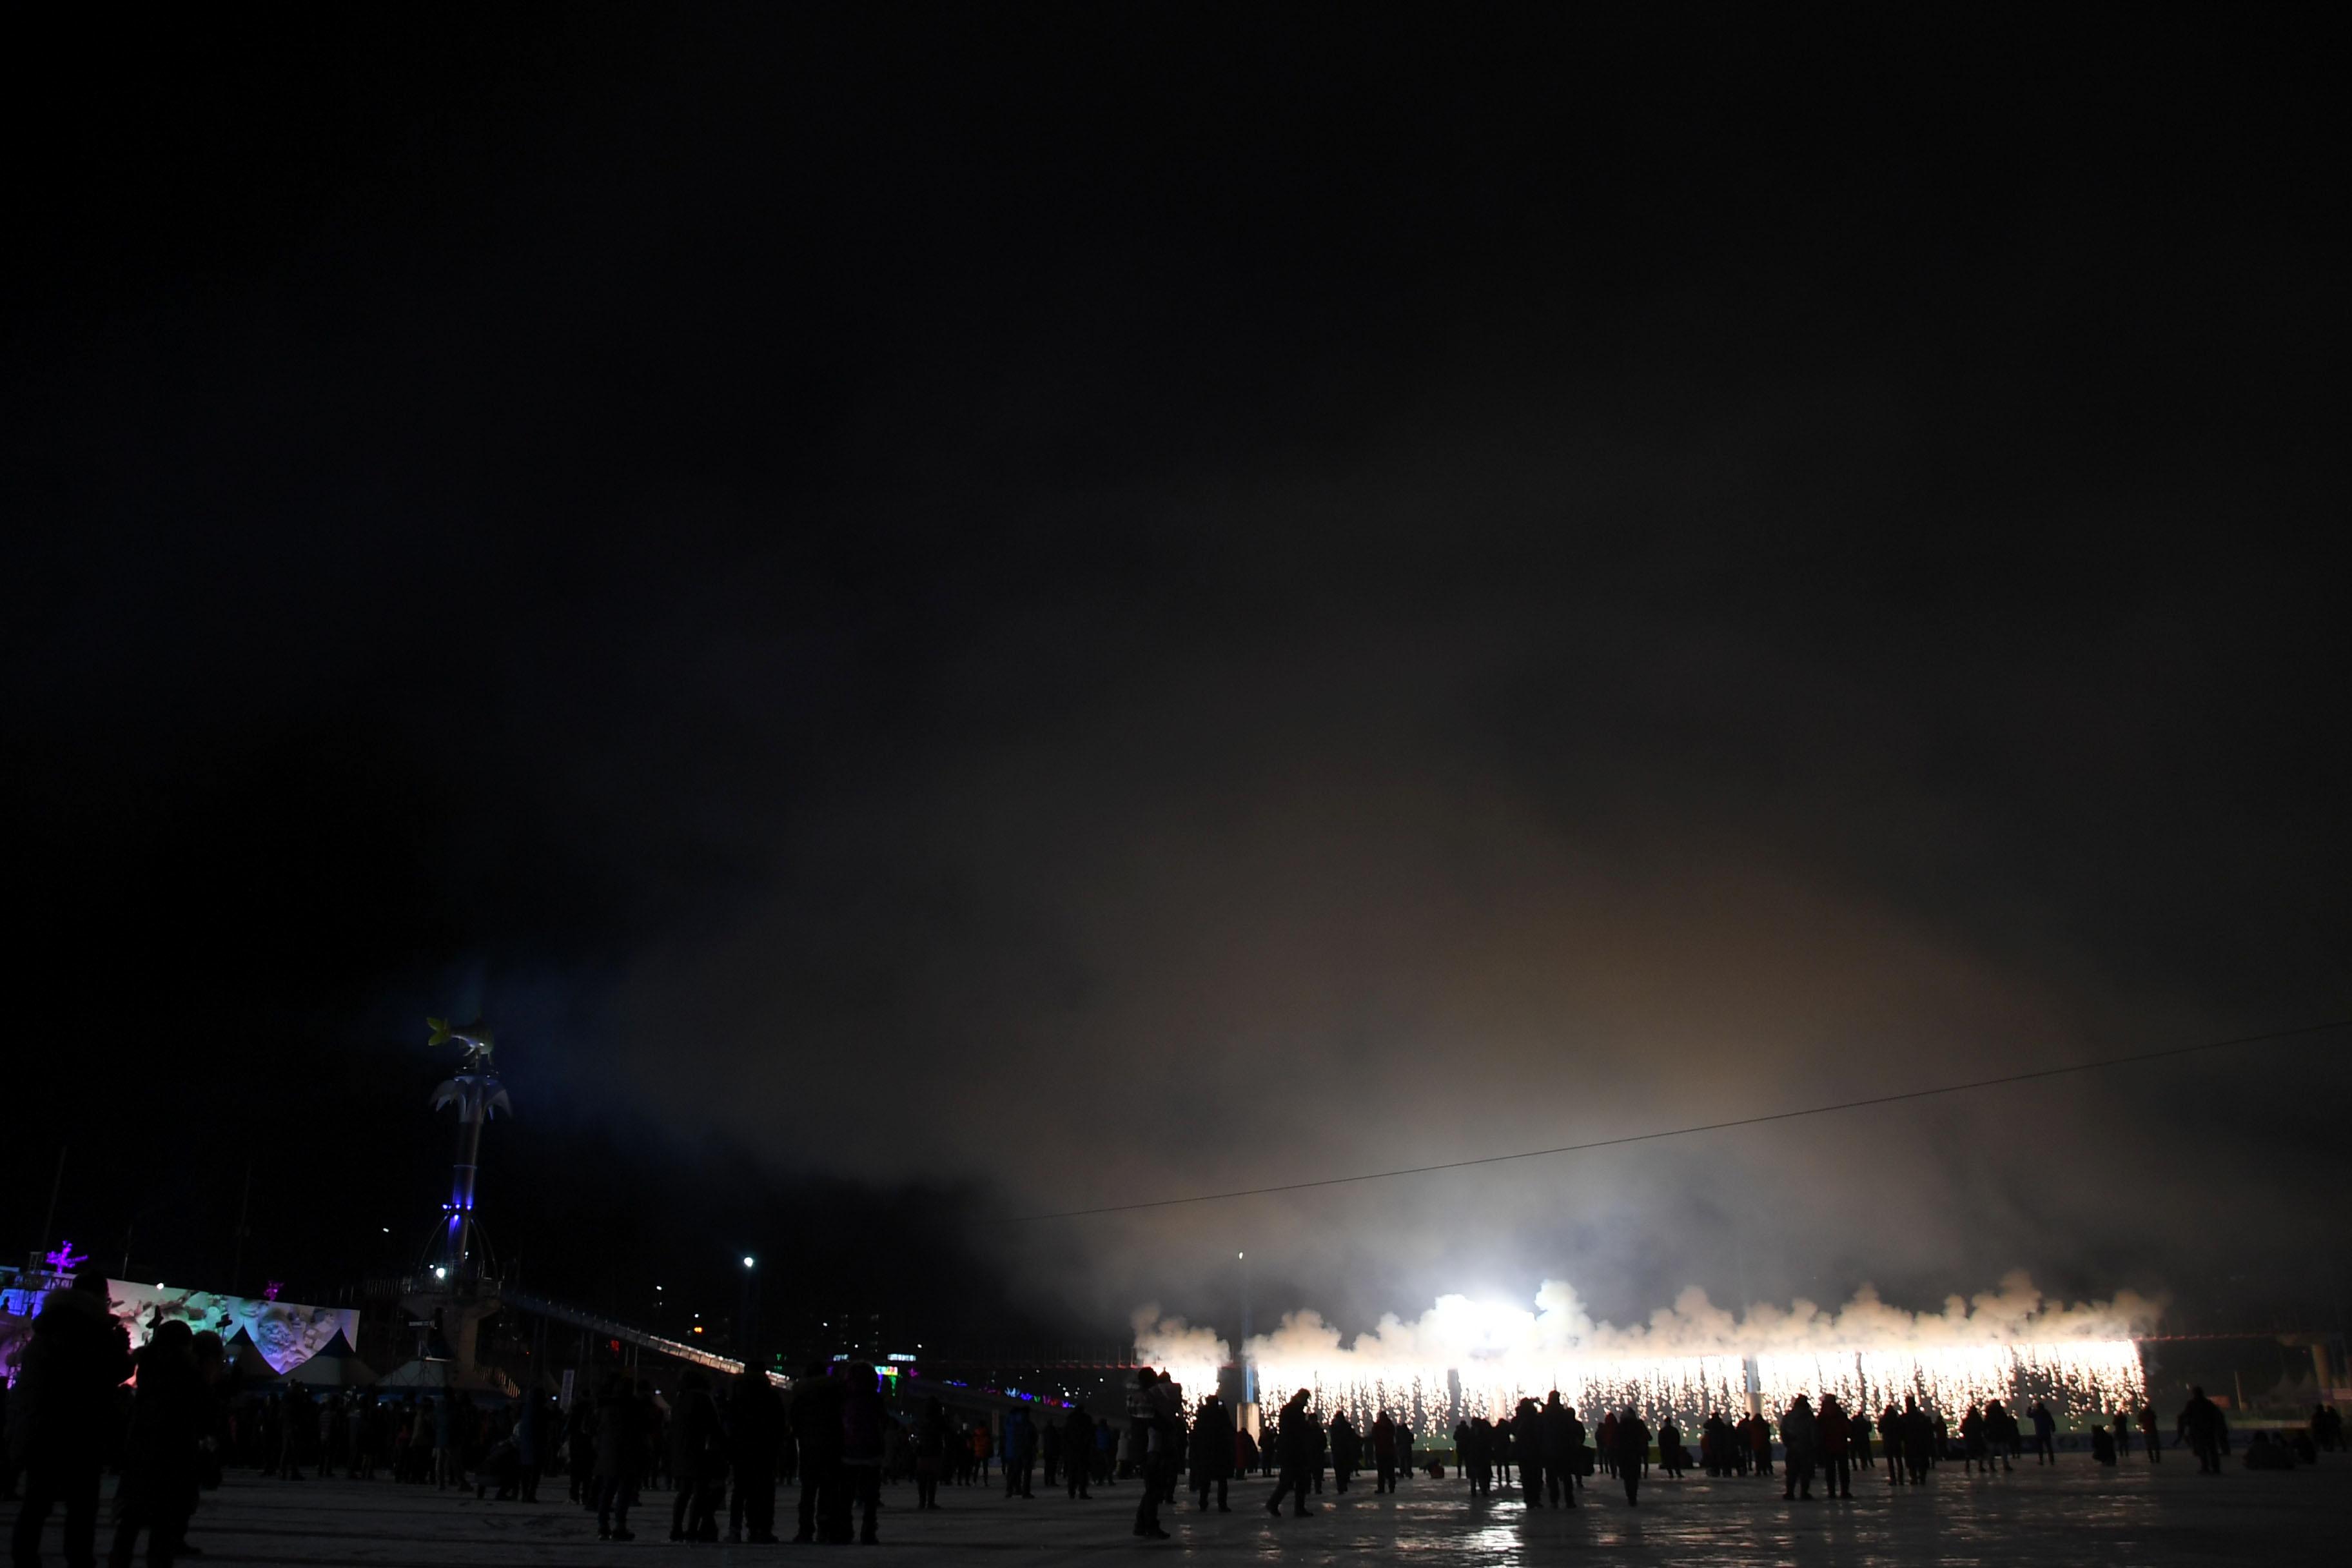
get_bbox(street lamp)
[1237,1250,1253,1408]
[738,1254,760,1353]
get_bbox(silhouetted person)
[667,1369,723,1542]
[2246,1430,2298,1469]
[1961,1403,1990,1475]
[1901,1396,1934,1485]
[2138,1406,2160,1463]
[1190,1396,1234,1511]
[789,1362,844,1542]
[591,1375,645,1541]
[2312,1405,2344,1453]
[1509,1398,1544,1505]
[1129,1367,1180,1539]
[1265,1389,1318,1517]
[1656,1415,1683,1480]
[1781,1395,1818,1500]
[1985,1398,2018,1473]
[10,1272,132,1568]
[2112,1409,2133,1460]
[107,1319,201,1568]
[1612,1407,1649,1505]
[1328,1408,1358,1493]
[839,1364,885,1545]
[727,1371,784,1542]
[2029,1400,2055,1464]
[1060,1408,1093,1499]
[914,1398,948,1509]
[1396,1421,1415,1483]
[1002,1407,1035,1499]
[279,1385,315,1482]
[1542,1395,1581,1507]
[2177,1386,2225,1475]
[1373,1411,1398,1493]
[1817,1395,1852,1498]
[565,1389,596,1503]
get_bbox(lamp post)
[738,1254,759,1360]
[1238,1250,1253,1409]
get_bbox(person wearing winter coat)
[726,1373,785,1542]
[1189,1396,1235,1511]
[1542,1396,1583,1505]
[1816,1394,1853,1498]
[565,1389,597,1503]
[1655,1415,1683,1480]
[1779,1395,1818,1500]
[1512,1398,1547,1505]
[8,1274,133,1568]
[1990,1399,2022,1470]
[1748,1411,1774,1476]
[1264,1389,1318,1518]
[789,1364,845,1542]
[2028,1400,2056,1464]
[1129,1369,1182,1539]
[914,1398,949,1510]
[839,1365,886,1544]
[1328,1409,1359,1493]
[1059,1408,1093,1500]
[1371,1411,1398,1493]
[667,1369,726,1542]
[1612,1407,1651,1505]
[591,1376,647,1541]
[108,1319,203,1568]
[2177,1387,2226,1475]
[1960,1403,1991,1475]
[1900,1396,1936,1484]
[1001,1407,1036,1499]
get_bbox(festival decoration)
[426,1016,511,1281]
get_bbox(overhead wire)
[997,1015,2352,1222]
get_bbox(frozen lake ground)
[8,1457,2347,1565]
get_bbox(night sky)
[6,8,2345,1352]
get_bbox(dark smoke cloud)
[5,8,2344,1341]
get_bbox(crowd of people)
[8,1275,2346,1562]
[565,1359,1166,1545]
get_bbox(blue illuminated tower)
[426,1017,511,1282]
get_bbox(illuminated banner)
[104,1280,359,1374]
[0,1279,358,1377]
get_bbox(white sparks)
[1139,1273,2153,1430]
